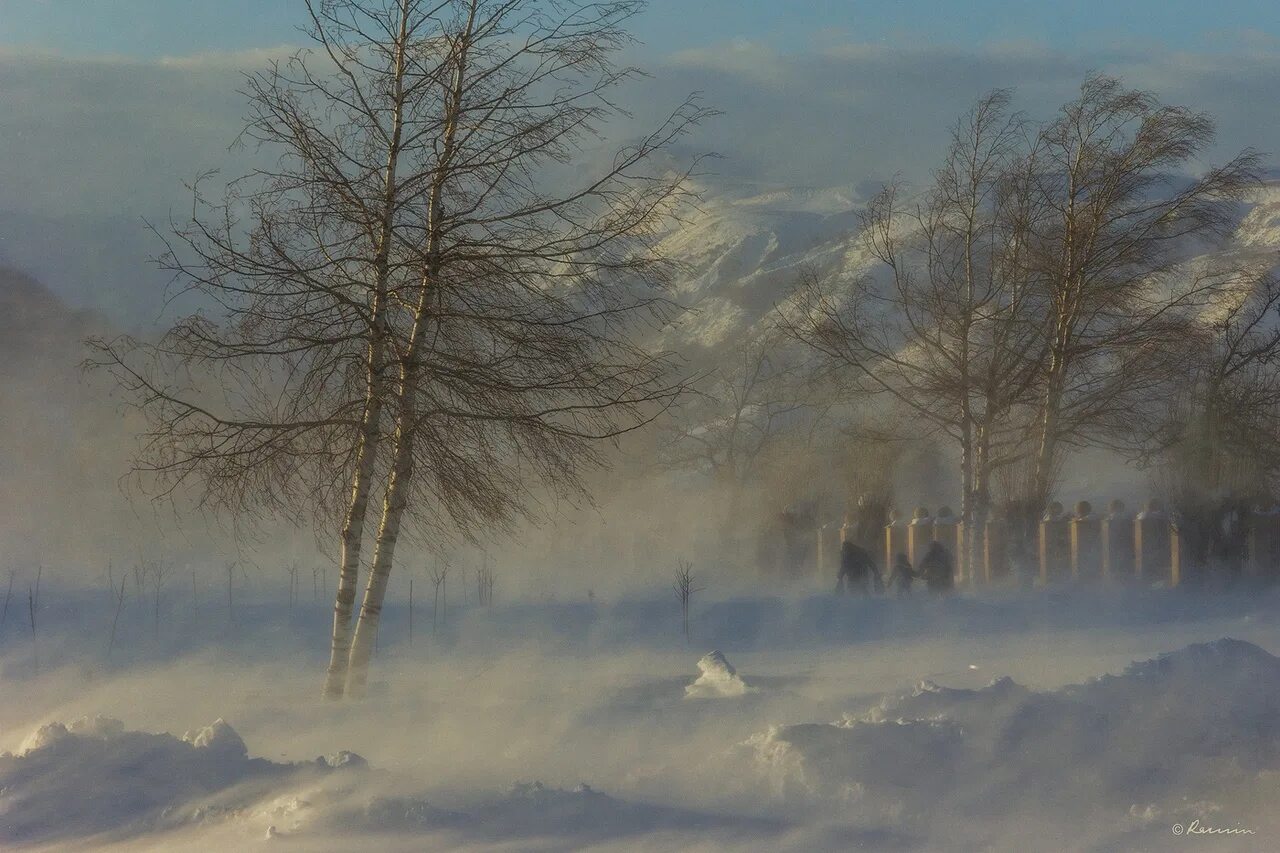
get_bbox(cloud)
[636,38,1280,191]
[155,45,300,70]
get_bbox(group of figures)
[835,538,954,596]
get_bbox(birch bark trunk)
[322,1,412,700]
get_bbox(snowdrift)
[686,650,755,699]
[7,639,1280,850]
[0,715,762,849]
[748,638,1280,842]
[0,716,367,846]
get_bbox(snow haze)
[5,589,1280,849]
[5,1,1280,851]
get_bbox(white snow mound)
[0,717,747,848]
[19,715,125,754]
[0,716,368,846]
[685,650,754,699]
[183,718,248,757]
[744,638,1280,843]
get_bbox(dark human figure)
[888,552,914,596]
[837,540,880,595]
[777,508,799,575]
[853,494,888,551]
[1210,496,1249,573]
[918,541,954,593]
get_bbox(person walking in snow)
[918,541,954,594]
[888,552,915,596]
[851,493,888,573]
[836,539,879,595]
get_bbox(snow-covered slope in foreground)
[0,717,370,846]
[0,715,766,851]
[6,638,1280,851]
[749,638,1280,849]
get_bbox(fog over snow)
[3,588,1280,850]
[5,2,1280,852]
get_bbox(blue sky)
[3,0,1280,58]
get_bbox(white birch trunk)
[322,2,412,699]
[344,407,415,697]
[344,1,476,697]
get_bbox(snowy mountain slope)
[655,181,877,351]
[656,178,1280,354]
[1235,182,1280,252]
[0,270,157,568]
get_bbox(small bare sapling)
[1,568,15,627]
[150,561,172,642]
[673,560,703,644]
[29,564,42,675]
[285,562,300,615]
[476,560,495,607]
[107,575,128,659]
[430,560,451,634]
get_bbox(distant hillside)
[0,266,139,568]
[0,265,96,359]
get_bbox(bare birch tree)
[342,0,707,695]
[785,79,1265,565]
[782,91,1044,574]
[1020,75,1263,509]
[1151,269,1280,569]
[90,0,705,699]
[90,0,470,695]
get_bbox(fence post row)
[811,496,1280,587]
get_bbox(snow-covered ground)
[3,583,1280,851]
